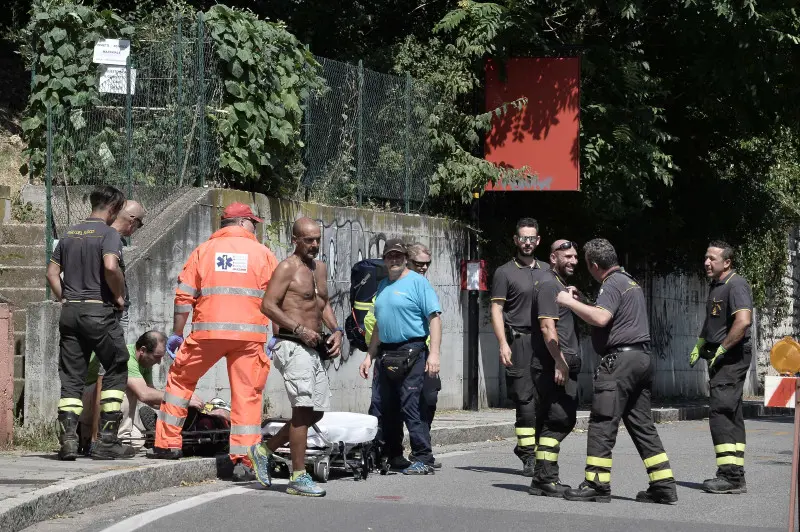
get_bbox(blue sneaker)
[286,472,326,497]
[246,444,272,487]
[402,461,434,475]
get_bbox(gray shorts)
[272,339,331,412]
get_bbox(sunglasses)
[410,259,431,268]
[516,235,539,244]
[555,241,578,251]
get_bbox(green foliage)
[205,5,326,193]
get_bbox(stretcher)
[261,412,380,482]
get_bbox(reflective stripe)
[714,443,736,454]
[586,456,612,468]
[586,471,611,483]
[536,451,559,462]
[59,405,83,414]
[354,301,373,311]
[716,455,738,466]
[101,402,122,412]
[58,398,83,408]
[229,445,250,456]
[192,322,268,334]
[157,410,186,427]
[515,427,535,436]
[735,443,746,452]
[230,424,262,435]
[735,457,745,466]
[518,437,537,447]
[174,304,193,313]
[100,389,126,401]
[648,469,674,482]
[164,392,190,409]
[643,453,669,468]
[177,282,199,297]
[538,437,560,448]
[199,286,265,298]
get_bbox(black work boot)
[149,447,183,460]
[529,480,571,497]
[702,476,747,494]
[522,456,536,477]
[91,411,136,460]
[563,481,612,503]
[388,455,412,470]
[57,411,80,461]
[636,485,678,505]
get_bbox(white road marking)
[435,450,475,459]
[99,486,252,532]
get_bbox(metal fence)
[42,12,438,253]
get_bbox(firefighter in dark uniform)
[528,239,582,497]
[490,218,550,476]
[689,240,752,494]
[557,238,678,504]
[45,185,135,461]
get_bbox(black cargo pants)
[584,349,676,493]
[505,330,536,461]
[708,339,751,484]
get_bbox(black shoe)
[149,446,183,460]
[57,411,80,461]
[388,455,412,470]
[522,456,536,477]
[529,481,571,497]
[636,487,678,505]
[431,460,443,470]
[139,406,157,432]
[563,481,611,503]
[702,476,747,494]
[232,461,256,482]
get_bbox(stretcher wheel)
[360,451,369,480]
[313,458,330,483]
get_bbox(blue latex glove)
[166,334,184,359]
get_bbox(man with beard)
[250,217,344,497]
[490,218,550,475]
[689,240,752,494]
[528,240,582,497]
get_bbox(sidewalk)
[0,401,790,532]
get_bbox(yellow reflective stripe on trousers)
[229,445,250,455]
[157,410,186,427]
[648,469,674,482]
[536,451,559,462]
[164,392,190,409]
[199,286,265,298]
[515,427,535,436]
[735,443,746,452]
[586,471,611,483]
[191,322,268,334]
[586,456,612,468]
[58,398,83,408]
[716,455,738,466]
[100,402,122,412]
[714,443,736,454]
[643,453,669,468]
[100,389,125,401]
[518,437,537,447]
[230,424,262,435]
[354,301,373,311]
[537,437,560,448]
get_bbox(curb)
[0,457,218,532]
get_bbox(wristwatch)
[333,327,344,334]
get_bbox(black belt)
[380,337,427,351]
[606,343,649,355]
[506,326,532,338]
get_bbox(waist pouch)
[275,332,332,360]
[381,346,425,382]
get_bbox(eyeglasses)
[516,235,539,244]
[555,241,578,251]
[410,260,431,268]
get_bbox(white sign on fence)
[98,65,137,95]
[92,39,131,66]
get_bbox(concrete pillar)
[0,303,14,445]
[24,301,61,425]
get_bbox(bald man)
[250,217,343,497]
[527,239,582,497]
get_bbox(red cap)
[221,202,263,223]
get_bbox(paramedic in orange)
[152,202,278,482]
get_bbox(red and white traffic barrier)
[764,375,798,408]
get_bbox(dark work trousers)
[708,339,751,484]
[421,374,441,431]
[58,303,128,406]
[378,342,433,465]
[584,349,676,493]
[531,366,579,484]
[505,332,536,461]
[369,362,404,459]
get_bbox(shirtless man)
[248,217,343,497]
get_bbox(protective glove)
[708,345,727,369]
[689,338,706,367]
[166,334,184,359]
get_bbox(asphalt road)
[25,417,795,532]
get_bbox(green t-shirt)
[85,344,153,386]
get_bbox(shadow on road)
[492,482,530,493]
[677,480,706,491]
[456,466,522,475]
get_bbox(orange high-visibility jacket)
[174,226,279,342]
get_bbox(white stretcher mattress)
[262,412,378,448]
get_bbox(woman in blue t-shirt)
[359,238,442,475]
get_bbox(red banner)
[484,57,580,192]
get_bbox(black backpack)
[345,258,387,352]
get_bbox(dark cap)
[221,202,263,223]
[382,238,406,257]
